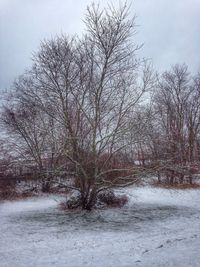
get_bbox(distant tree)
[149,65,200,184]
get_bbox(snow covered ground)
[0,187,200,267]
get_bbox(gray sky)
[0,0,200,90]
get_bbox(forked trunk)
[81,186,97,210]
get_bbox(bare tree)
[2,85,60,191]
[2,3,154,208]
[147,65,200,184]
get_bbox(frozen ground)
[0,187,200,267]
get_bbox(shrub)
[97,190,128,208]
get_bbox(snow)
[0,187,200,267]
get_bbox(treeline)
[0,3,200,208]
[136,64,200,184]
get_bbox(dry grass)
[0,187,35,201]
[152,181,200,190]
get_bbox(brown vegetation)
[152,180,200,190]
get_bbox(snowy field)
[0,187,200,267]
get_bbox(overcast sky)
[0,0,200,90]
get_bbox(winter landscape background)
[1,1,200,266]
